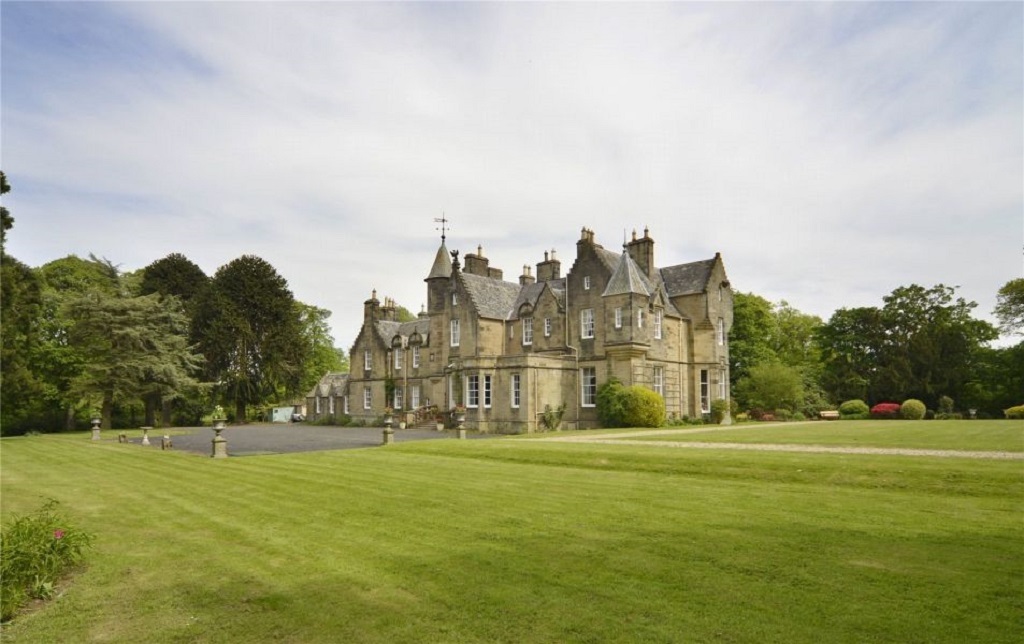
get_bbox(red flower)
[53,529,65,540]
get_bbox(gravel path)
[539,428,1024,460]
[127,424,493,456]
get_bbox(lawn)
[1,425,1021,643]
[625,419,1024,452]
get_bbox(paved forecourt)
[129,424,493,456]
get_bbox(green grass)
[627,419,1024,452]
[1,426,1021,643]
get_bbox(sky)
[3,1,1022,350]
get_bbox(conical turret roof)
[426,242,452,280]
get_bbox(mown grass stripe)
[2,430,1020,643]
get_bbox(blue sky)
[3,1,1021,349]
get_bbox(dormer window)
[654,310,662,339]
[583,276,591,290]
[522,317,533,346]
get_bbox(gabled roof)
[460,272,522,320]
[375,317,431,347]
[510,281,547,319]
[603,251,654,297]
[659,258,717,297]
[307,372,348,398]
[595,246,621,272]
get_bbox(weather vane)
[434,214,449,242]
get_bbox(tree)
[994,278,1024,336]
[139,253,210,424]
[1,171,12,251]
[140,253,210,311]
[772,301,823,370]
[0,174,48,434]
[296,302,345,393]
[729,292,777,385]
[194,256,304,421]
[65,291,204,430]
[817,307,884,403]
[30,256,122,430]
[817,285,997,408]
[734,362,804,413]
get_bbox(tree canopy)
[193,255,304,421]
[993,278,1024,336]
[817,284,997,409]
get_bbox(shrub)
[1005,405,1024,419]
[838,399,869,419]
[539,403,566,431]
[901,399,926,420]
[596,379,627,428]
[791,411,806,421]
[619,386,665,428]
[870,402,902,419]
[938,396,955,415]
[1,500,95,622]
[774,408,792,422]
[710,399,730,425]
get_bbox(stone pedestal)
[382,428,395,445]
[141,427,152,446]
[90,418,101,441]
[457,429,467,440]
[211,420,228,458]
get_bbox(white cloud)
[3,2,1020,349]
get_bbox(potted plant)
[452,404,466,428]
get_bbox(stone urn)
[453,408,466,429]
[211,405,228,459]
[90,416,102,441]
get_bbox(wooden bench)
[819,410,840,421]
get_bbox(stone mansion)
[307,227,733,433]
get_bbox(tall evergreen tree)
[194,256,304,421]
[66,291,204,430]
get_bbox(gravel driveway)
[130,424,492,456]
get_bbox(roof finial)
[434,213,449,243]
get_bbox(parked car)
[291,413,305,423]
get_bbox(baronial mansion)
[307,227,733,433]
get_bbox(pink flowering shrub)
[870,402,902,419]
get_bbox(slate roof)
[375,317,431,347]
[595,246,621,272]
[510,281,548,319]
[426,242,452,280]
[659,258,717,297]
[307,372,348,398]
[603,251,654,297]
[460,272,522,320]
